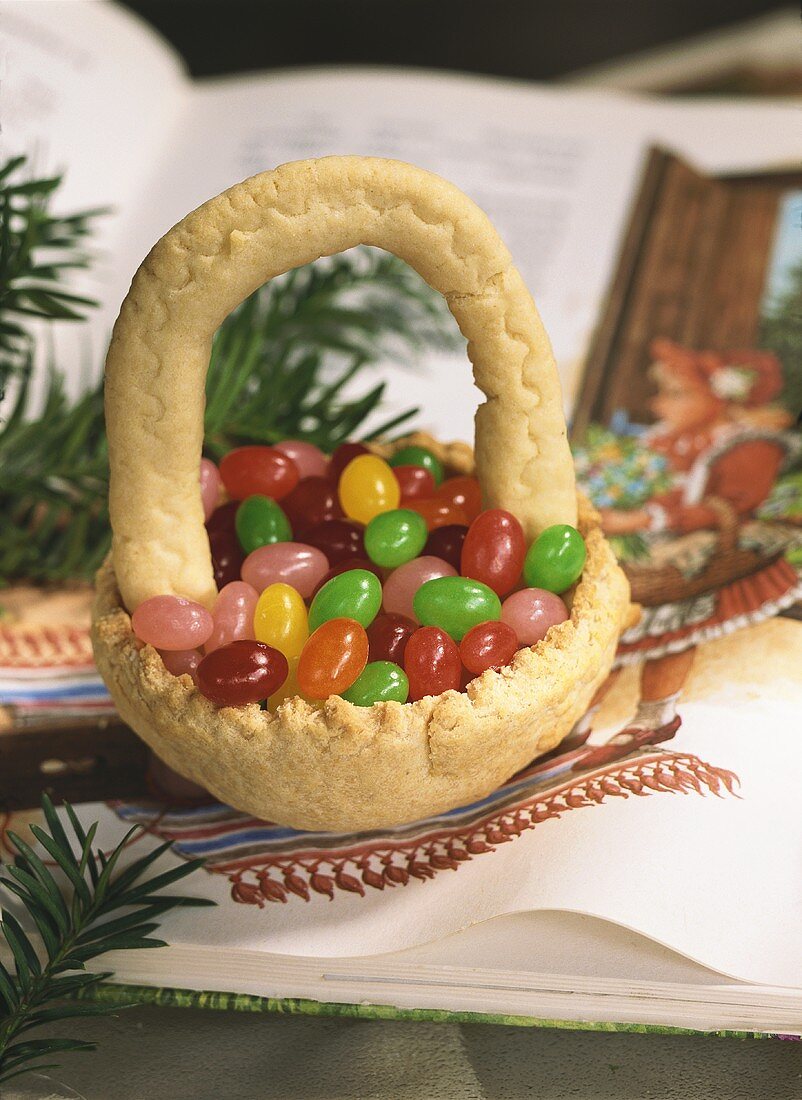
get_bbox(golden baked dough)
[95,157,631,831]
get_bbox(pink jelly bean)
[200,458,222,521]
[382,555,457,621]
[274,439,329,480]
[241,542,330,599]
[501,588,568,646]
[132,596,214,651]
[159,648,202,680]
[205,581,259,653]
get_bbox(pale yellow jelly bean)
[253,582,308,660]
[338,454,400,524]
[267,656,306,711]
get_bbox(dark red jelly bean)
[281,476,343,534]
[328,442,370,483]
[219,446,300,501]
[206,502,244,589]
[303,519,365,565]
[196,640,288,706]
[367,613,417,664]
[424,524,469,571]
[459,620,519,675]
[393,465,436,503]
[312,557,382,597]
[404,626,462,702]
[461,509,526,597]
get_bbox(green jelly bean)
[342,661,409,706]
[523,524,587,594]
[389,445,444,486]
[236,495,292,553]
[364,508,428,568]
[308,568,382,632]
[413,576,501,641]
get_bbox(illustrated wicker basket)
[625,498,783,608]
[92,156,631,832]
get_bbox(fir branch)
[0,794,214,1086]
[0,248,458,584]
[0,155,106,392]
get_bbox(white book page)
[0,0,188,376]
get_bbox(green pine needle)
[0,794,214,1086]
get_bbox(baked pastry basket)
[92,156,631,832]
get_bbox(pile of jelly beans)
[131,439,587,709]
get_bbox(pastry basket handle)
[105,156,576,610]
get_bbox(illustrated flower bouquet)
[572,425,675,560]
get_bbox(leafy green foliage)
[0,155,105,392]
[759,255,802,420]
[0,247,458,584]
[0,794,214,1085]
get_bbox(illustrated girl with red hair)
[579,338,800,764]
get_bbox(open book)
[3,0,802,1038]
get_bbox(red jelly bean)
[408,499,468,531]
[404,626,461,702]
[424,524,469,571]
[220,446,300,501]
[394,465,436,503]
[459,620,519,675]
[196,640,288,706]
[436,476,482,522]
[302,519,365,565]
[329,442,370,483]
[461,509,525,597]
[297,618,369,699]
[206,502,245,590]
[281,476,343,534]
[312,557,383,597]
[367,613,417,664]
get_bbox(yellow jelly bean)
[253,583,308,660]
[267,657,307,711]
[338,454,400,524]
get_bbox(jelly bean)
[423,524,468,571]
[308,568,382,632]
[367,613,417,664]
[523,524,587,594]
[389,445,444,485]
[404,626,461,701]
[274,439,328,480]
[206,501,245,589]
[329,441,370,483]
[197,639,288,706]
[413,576,502,642]
[303,519,365,565]
[235,496,292,554]
[342,661,409,706]
[382,556,456,621]
[313,557,383,597]
[132,595,214,651]
[364,508,427,568]
[241,542,329,599]
[339,454,400,524]
[159,648,202,680]
[254,582,309,660]
[393,464,436,502]
[297,618,368,699]
[200,458,222,521]
[436,476,482,523]
[205,581,258,653]
[281,476,343,533]
[407,499,467,531]
[501,588,568,646]
[220,445,299,501]
[461,509,525,597]
[459,620,519,675]
[267,657,306,712]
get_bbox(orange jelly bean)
[297,617,369,700]
[407,498,468,531]
[436,476,482,523]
